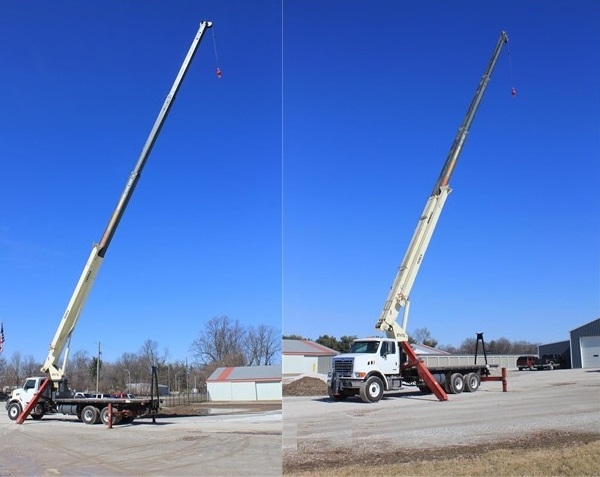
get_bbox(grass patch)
[284,431,600,476]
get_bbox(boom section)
[375,31,508,341]
[42,21,213,381]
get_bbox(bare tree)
[139,339,168,369]
[411,327,438,348]
[245,324,281,365]
[9,351,22,387]
[67,350,92,392]
[190,316,246,366]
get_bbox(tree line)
[284,327,539,355]
[0,316,280,394]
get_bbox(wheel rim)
[368,381,381,398]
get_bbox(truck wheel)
[359,376,384,403]
[418,384,432,393]
[447,373,464,394]
[100,406,121,425]
[7,402,22,421]
[464,372,480,392]
[30,413,44,420]
[81,405,100,425]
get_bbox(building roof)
[282,339,338,356]
[411,342,451,355]
[570,317,600,334]
[207,364,281,383]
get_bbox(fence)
[159,392,208,407]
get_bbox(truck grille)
[333,358,354,377]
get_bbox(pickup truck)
[535,354,562,370]
[516,355,538,371]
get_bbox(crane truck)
[6,21,213,425]
[327,31,509,403]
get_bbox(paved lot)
[0,405,281,476]
[284,368,600,453]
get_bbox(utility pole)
[185,357,189,393]
[96,342,101,393]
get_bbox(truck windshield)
[349,341,380,354]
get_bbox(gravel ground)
[0,401,282,477]
[283,368,600,473]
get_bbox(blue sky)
[0,1,282,364]
[1,1,598,368]
[282,1,600,347]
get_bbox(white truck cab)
[327,338,402,402]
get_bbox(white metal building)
[206,364,281,401]
[282,339,338,375]
[570,318,600,368]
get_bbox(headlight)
[354,372,366,378]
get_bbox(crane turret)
[375,31,509,341]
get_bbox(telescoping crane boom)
[375,31,509,342]
[41,21,213,383]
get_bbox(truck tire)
[7,402,22,421]
[100,406,121,426]
[418,384,432,393]
[464,372,480,392]
[359,376,384,403]
[81,405,100,425]
[447,373,464,394]
[30,413,44,420]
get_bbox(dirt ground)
[156,400,282,417]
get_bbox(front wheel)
[7,402,22,421]
[359,376,384,403]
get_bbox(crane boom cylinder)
[375,31,508,341]
[41,21,213,380]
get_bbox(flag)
[0,322,4,354]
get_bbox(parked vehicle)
[536,354,562,370]
[517,355,538,371]
[74,392,93,398]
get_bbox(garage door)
[580,336,600,368]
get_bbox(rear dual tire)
[81,405,100,425]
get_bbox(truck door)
[379,341,400,375]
